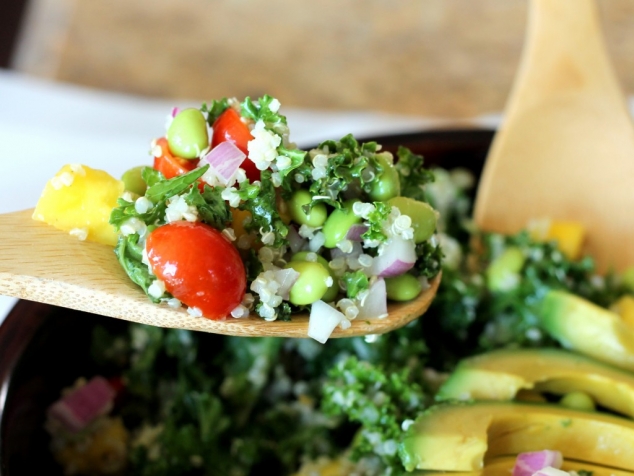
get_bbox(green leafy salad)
[43,97,634,475]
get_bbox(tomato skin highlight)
[153,137,198,179]
[146,221,247,320]
[212,108,260,182]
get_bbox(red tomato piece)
[146,221,246,320]
[153,137,198,179]
[212,108,261,182]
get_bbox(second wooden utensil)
[474,0,634,273]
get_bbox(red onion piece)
[358,278,388,319]
[370,236,416,277]
[47,376,115,433]
[346,224,369,241]
[513,451,563,476]
[201,141,246,185]
[308,300,345,343]
[273,267,300,300]
[171,107,181,118]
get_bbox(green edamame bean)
[559,391,596,412]
[322,201,362,249]
[291,251,339,302]
[121,165,148,196]
[167,108,209,159]
[288,189,327,227]
[486,246,525,292]
[387,196,437,243]
[385,273,422,301]
[368,152,400,202]
[285,260,331,305]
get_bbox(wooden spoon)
[0,209,439,338]
[474,0,634,273]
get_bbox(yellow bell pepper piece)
[33,164,124,246]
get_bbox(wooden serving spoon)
[474,0,634,273]
[0,209,439,338]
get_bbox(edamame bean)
[288,189,327,227]
[322,201,362,248]
[387,196,437,243]
[368,153,400,202]
[285,260,331,305]
[167,108,209,159]
[559,391,596,412]
[385,273,422,301]
[121,165,148,196]
[291,251,339,302]
[485,246,525,292]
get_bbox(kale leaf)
[321,356,429,474]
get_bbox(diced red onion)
[358,278,388,319]
[201,141,246,185]
[346,224,369,241]
[287,225,306,254]
[513,451,563,476]
[370,236,416,277]
[273,267,300,300]
[47,376,115,433]
[308,300,345,343]
[171,107,181,118]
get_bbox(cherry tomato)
[212,108,260,182]
[153,137,198,179]
[146,221,246,319]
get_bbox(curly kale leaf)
[235,170,289,247]
[201,98,231,125]
[290,134,381,208]
[185,184,231,230]
[414,240,443,279]
[321,356,429,474]
[241,95,287,133]
[395,146,435,202]
[341,270,369,299]
[361,201,392,244]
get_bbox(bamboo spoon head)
[474,0,634,273]
[0,209,439,338]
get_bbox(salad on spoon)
[3,95,442,342]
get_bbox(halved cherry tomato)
[153,137,198,179]
[146,221,246,320]
[212,108,260,182]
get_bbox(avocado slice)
[398,401,634,471]
[538,290,634,371]
[436,347,634,418]
[419,456,634,476]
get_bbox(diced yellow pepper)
[530,219,585,260]
[611,294,634,329]
[32,164,124,246]
[546,221,585,260]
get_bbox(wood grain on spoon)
[0,209,439,338]
[474,0,634,273]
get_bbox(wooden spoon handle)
[474,0,634,273]
[504,0,625,112]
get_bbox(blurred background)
[2,0,634,119]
